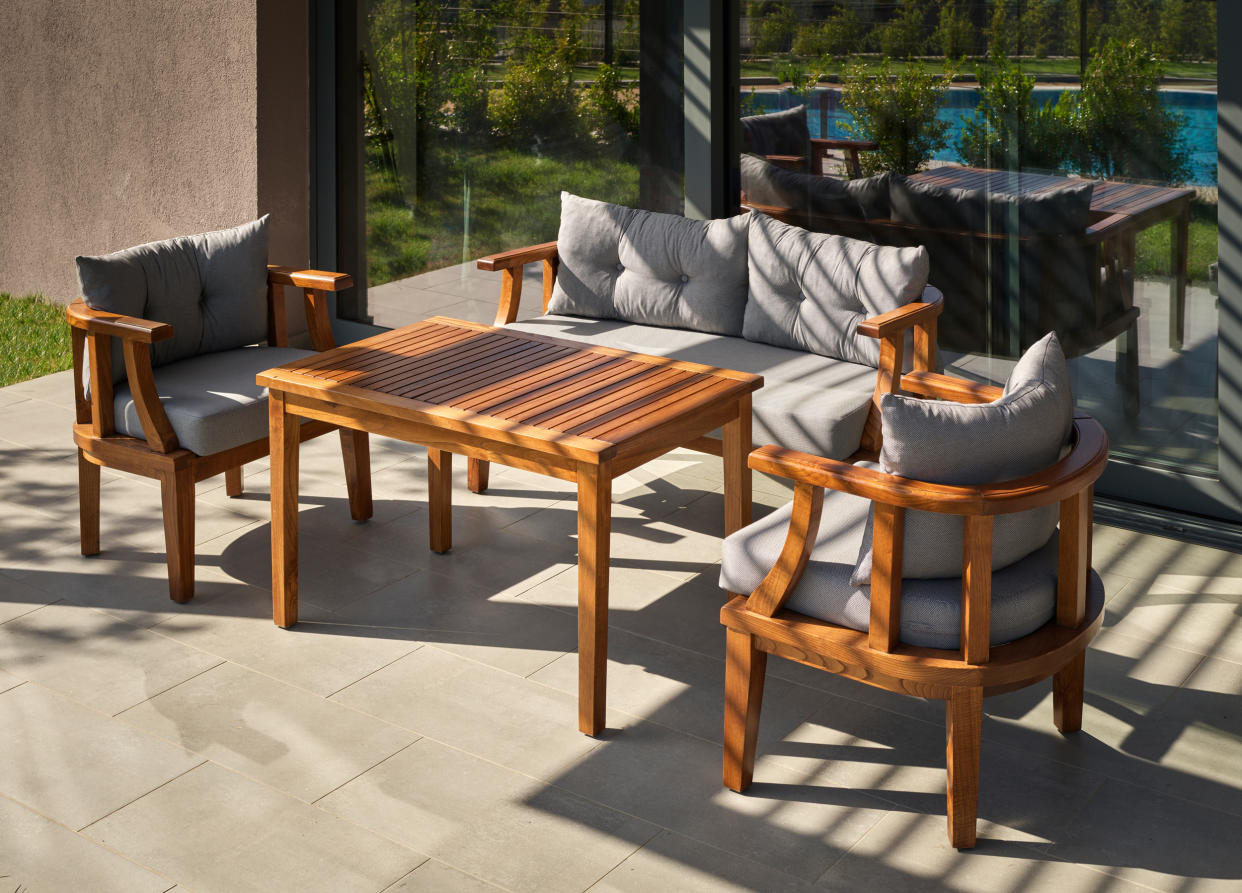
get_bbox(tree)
[841,60,954,175]
[751,2,799,56]
[880,0,927,60]
[792,6,863,60]
[1160,0,1216,61]
[1023,0,1069,59]
[935,0,975,60]
[986,0,1015,58]
[959,55,1075,172]
[1071,38,1191,183]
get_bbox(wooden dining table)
[258,317,762,736]
[910,166,1196,349]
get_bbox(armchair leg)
[1117,323,1140,417]
[225,466,244,497]
[723,629,768,792]
[339,428,373,521]
[160,465,195,604]
[1053,652,1086,733]
[77,450,100,556]
[946,686,983,849]
[468,458,490,495]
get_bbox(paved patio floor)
[1,270,1240,891]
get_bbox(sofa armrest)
[476,241,560,326]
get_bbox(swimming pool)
[745,87,1218,186]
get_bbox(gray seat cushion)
[744,211,929,367]
[547,192,750,337]
[76,216,271,382]
[113,346,314,457]
[502,315,878,459]
[719,485,1091,650]
[851,332,1074,584]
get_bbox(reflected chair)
[717,331,1108,848]
[740,103,878,179]
[68,216,372,603]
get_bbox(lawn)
[1135,201,1218,283]
[0,293,72,387]
[367,145,639,286]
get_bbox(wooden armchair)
[69,252,372,604]
[718,347,1108,848]
[741,104,878,179]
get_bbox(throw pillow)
[851,332,1074,584]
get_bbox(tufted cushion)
[719,484,1091,649]
[743,211,929,367]
[112,345,313,457]
[76,216,271,382]
[850,332,1074,584]
[547,193,750,336]
[503,314,879,459]
[740,105,810,160]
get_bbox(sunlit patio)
[1,282,1240,892]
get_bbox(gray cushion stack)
[851,332,1074,584]
[74,216,306,457]
[719,332,1079,649]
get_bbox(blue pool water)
[746,87,1218,186]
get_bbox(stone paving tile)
[0,397,79,451]
[0,683,203,829]
[382,859,506,892]
[318,737,659,893]
[0,602,223,715]
[118,661,419,803]
[0,793,176,893]
[0,571,60,625]
[84,762,423,893]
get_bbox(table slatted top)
[261,317,762,456]
[910,166,1194,217]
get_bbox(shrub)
[791,6,863,59]
[1070,38,1191,183]
[880,0,926,60]
[841,60,954,176]
[751,3,799,56]
[959,56,1075,173]
[489,39,582,151]
[580,63,638,150]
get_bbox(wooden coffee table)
[257,316,763,735]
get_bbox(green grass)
[0,293,73,387]
[367,144,639,286]
[741,56,1217,82]
[1135,202,1218,282]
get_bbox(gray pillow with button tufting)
[546,192,751,337]
[743,210,928,367]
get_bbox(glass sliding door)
[736,0,1229,525]
[358,0,643,327]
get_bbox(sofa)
[739,153,1140,413]
[470,192,944,482]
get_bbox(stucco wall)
[0,0,309,304]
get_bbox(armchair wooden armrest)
[265,265,352,352]
[855,289,944,452]
[809,137,878,178]
[1083,213,1131,242]
[66,299,174,343]
[66,300,178,450]
[476,241,561,326]
[898,371,1002,404]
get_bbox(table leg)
[428,448,452,553]
[577,462,611,737]
[722,394,753,536]
[1170,204,1189,350]
[270,391,300,628]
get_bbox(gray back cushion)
[851,332,1074,584]
[740,153,867,219]
[744,211,929,367]
[890,176,1094,234]
[739,105,810,159]
[547,192,750,337]
[76,216,271,381]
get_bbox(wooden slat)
[569,372,718,437]
[288,323,472,378]
[585,377,738,442]
[520,366,686,430]
[490,357,647,421]
[400,341,575,404]
[456,351,617,414]
[350,332,512,392]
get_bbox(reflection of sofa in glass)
[740,154,1140,413]
[740,104,878,179]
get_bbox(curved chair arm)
[898,371,1002,404]
[748,417,1108,518]
[476,241,561,326]
[266,266,352,352]
[66,300,178,449]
